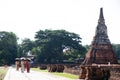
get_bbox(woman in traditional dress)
[26,58,31,73]
[21,57,25,73]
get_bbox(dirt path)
[4,67,77,80]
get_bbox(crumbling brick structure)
[79,8,118,80]
[82,8,118,65]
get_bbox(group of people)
[15,57,31,73]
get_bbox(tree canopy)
[18,38,35,57]
[112,44,120,59]
[0,31,18,65]
[34,29,86,63]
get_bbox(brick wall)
[64,64,120,80]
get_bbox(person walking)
[15,58,20,71]
[26,58,31,73]
[21,57,25,73]
[24,58,27,71]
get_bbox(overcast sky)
[0,0,120,45]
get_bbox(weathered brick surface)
[82,8,118,65]
[48,64,64,72]
[63,65,120,80]
[64,66,80,75]
[109,66,120,80]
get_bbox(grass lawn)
[31,68,78,79]
[51,72,78,79]
[0,67,8,80]
[31,68,48,72]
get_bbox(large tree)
[35,29,86,63]
[19,38,35,57]
[0,31,18,65]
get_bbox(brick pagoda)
[82,8,118,65]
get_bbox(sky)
[0,0,120,45]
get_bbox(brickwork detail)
[82,8,118,65]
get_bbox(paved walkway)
[4,67,78,80]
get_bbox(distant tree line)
[0,30,120,66]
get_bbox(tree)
[0,31,18,65]
[35,29,86,63]
[19,38,35,57]
[112,44,120,59]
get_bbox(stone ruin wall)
[64,64,120,80]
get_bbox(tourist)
[24,58,27,71]
[21,57,25,73]
[15,58,20,71]
[26,58,31,73]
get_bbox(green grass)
[31,68,48,72]
[0,67,8,80]
[51,72,78,79]
[31,68,78,79]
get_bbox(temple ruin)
[82,8,118,65]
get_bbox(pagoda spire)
[98,8,105,24]
[99,8,104,19]
[94,8,109,44]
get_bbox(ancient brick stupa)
[82,8,118,65]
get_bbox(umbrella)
[21,57,26,60]
[15,58,20,61]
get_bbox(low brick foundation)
[48,64,64,72]
[109,66,120,80]
[64,66,80,75]
[64,64,120,80]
